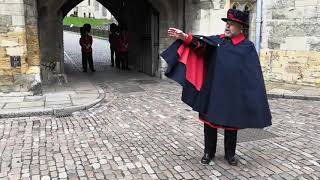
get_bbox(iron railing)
[63,25,109,39]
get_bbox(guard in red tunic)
[109,23,118,67]
[116,24,129,70]
[80,23,95,72]
[162,9,272,166]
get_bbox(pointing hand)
[168,28,188,41]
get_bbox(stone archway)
[0,0,223,94]
[36,0,181,84]
[0,0,186,93]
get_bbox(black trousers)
[115,51,121,69]
[110,47,115,66]
[204,124,238,157]
[82,52,94,71]
[119,52,128,70]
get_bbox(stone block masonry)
[183,0,320,87]
[0,0,41,94]
[260,0,320,87]
[1,0,320,94]
[260,50,320,86]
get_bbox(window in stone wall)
[94,1,99,11]
[71,7,79,17]
[243,4,253,38]
[244,3,255,41]
[230,1,256,42]
[231,2,240,10]
[244,4,252,12]
[102,8,107,17]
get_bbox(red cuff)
[184,33,193,45]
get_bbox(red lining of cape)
[198,118,239,131]
[176,43,205,91]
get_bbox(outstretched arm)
[168,28,207,49]
[167,28,188,41]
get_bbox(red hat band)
[227,13,243,24]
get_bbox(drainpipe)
[183,0,186,32]
[255,0,262,55]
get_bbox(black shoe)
[91,69,96,72]
[110,64,114,67]
[200,153,214,165]
[225,156,238,166]
[83,69,87,72]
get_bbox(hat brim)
[221,18,249,27]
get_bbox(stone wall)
[154,0,183,78]
[183,0,320,87]
[260,0,320,86]
[185,0,228,35]
[2,0,319,94]
[0,0,41,94]
[38,1,71,84]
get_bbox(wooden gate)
[140,3,159,76]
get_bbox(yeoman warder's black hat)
[221,9,249,27]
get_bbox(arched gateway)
[37,0,178,86]
[0,0,196,94]
[3,0,317,94]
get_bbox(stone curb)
[267,93,320,101]
[0,86,106,119]
[1,89,318,119]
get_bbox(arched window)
[230,2,240,10]
[230,1,255,40]
[243,3,253,38]
[244,5,249,12]
[244,3,253,13]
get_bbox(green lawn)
[63,17,111,28]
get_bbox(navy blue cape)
[161,35,272,129]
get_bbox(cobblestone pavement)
[0,32,319,180]
[0,80,320,180]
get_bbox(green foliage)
[63,17,111,28]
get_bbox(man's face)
[224,21,243,37]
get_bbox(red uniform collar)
[219,33,245,45]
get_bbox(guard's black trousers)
[204,124,238,157]
[119,52,128,70]
[110,47,115,66]
[82,52,94,71]
[115,51,121,69]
